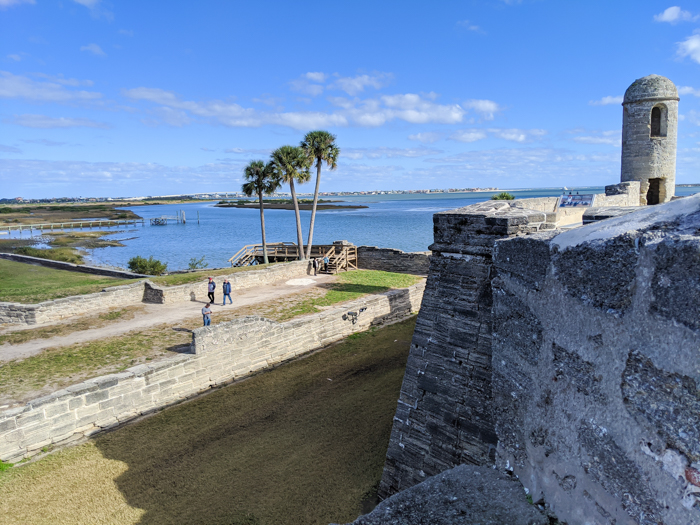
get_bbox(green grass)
[0,317,416,525]
[275,270,421,320]
[0,461,11,472]
[0,323,191,404]
[0,259,138,304]
[14,246,85,265]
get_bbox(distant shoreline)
[214,203,368,211]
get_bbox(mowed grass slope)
[0,259,138,304]
[0,317,416,525]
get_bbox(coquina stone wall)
[0,261,311,326]
[357,246,431,275]
[142,260,311,304]
[0,281,148,325]
[0,282,424,463]
[0,253,149,279]
[491,196,700,524]
[379,195,700,524]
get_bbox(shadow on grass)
[316,282,391,295]
[92,317,417,525]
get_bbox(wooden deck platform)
[228,242,358,274]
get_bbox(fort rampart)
[379,195,700,524]
[356,246,431,275]
[0,281,424,463]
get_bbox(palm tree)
[269,145,311,260]
[300,131,339,259]
[241,160,281,265]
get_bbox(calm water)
[10,186,700,271]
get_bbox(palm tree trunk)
[289,179,305,260]
[258,190,269,265]
[305,159,322,259]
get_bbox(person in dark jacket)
[222,279,232,305]
[207,277,216,303]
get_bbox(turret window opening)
[650,105,668,138]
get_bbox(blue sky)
[1,0,700,198]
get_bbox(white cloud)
[7,54,22,61]
[125,86,468,129]
[679,86,700,96]
[0,71,102,102]
[688,110,700,125]
[463,99,502,120]
[73,0,99,7]
[572,130,621,146]
[21,139,69,146]
[450,129,488,143]
[488,128,547,143]
[289,76,325,96]
[223,147,271,155]
[305,72,327,83]
[33,73,94,87]
[7,114,110,128]
[654,6,698,23]
[0,144,22,153]
[408,132,443,144]
[80,43,106,57]
[331,73,393,96]
[0,0,34,8]
[343,147,442,160]
[457,20,482,32]
[589,95,623,106]
[678,32,700,64]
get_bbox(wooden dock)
[228,242,358,274]
[1,218,145,233]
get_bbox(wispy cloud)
[489,128,547,143]
[32,73,94,87]
[330,73,393,96]
[125,86,468,129]
[119,29,134,37]
[343,147,442,160]
[0,71,102,102]
[223,147,272,155]
[408,132,444,144]
[589,95,623,106]
[654,6,698,23]
[0,144,22,153]
[7,114,111,128]
[200,147,216,152]
[0,0,35,8]
[21,138,69,146]
[571,130,621,146]
[678,31,700,64]
[80,43,106,57]
[7,54,22,61]
[463,99,501,120]
[679,86,700,96]
[457,20,483,32]
[450,129,488,143]
[305,72,327,83]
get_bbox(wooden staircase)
[228,242,357,273]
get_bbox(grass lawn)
[0,317,416,525]
[149,262,278,286]
[0,259,139,304]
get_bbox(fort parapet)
[379,195,700,524]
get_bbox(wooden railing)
[228,242,358,273]
[1,218,145,233]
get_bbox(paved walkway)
[0,274,336,362]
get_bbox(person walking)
[323,255,329,272]
[207,277,216,303]
[222,279,232,305]
[312,257,318,276]
[202,303,212,326]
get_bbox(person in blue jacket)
[222,279,232,305]
[207,277,216,303]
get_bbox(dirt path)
[0,274,336,362]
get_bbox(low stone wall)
[142,261,311,303]
[0,282,424,462]
[0,253,149,279]
[357,246,431,275]
[0,281,148,325]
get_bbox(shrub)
[188,256,209,270]
[491,192,515,200]
[127,255,168,275]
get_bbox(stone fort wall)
[0,282,424,463]
[379,195,700,524]
[356,246,431,275]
